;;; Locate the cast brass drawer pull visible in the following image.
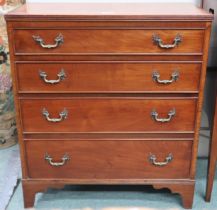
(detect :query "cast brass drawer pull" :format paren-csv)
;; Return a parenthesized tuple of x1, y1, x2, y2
(151, 108, 176, 123)
(32, 33, 64, 49)
(149, 153, 173, 166)
(42, 108, 68, 123)
(45, 153, 70, 167)
(39, 69, 66, 84)
(152, 71, 179, 84)
(152, 34, 182, 49)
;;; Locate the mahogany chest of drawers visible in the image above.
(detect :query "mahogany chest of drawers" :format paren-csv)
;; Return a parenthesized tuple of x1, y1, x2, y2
(5, 3, 213, 209)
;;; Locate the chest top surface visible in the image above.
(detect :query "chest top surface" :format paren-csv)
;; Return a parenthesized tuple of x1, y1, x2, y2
(5, 3, 213, 21)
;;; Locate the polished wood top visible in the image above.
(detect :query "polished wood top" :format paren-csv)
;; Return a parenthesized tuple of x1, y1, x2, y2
(5, 3, 213, 21)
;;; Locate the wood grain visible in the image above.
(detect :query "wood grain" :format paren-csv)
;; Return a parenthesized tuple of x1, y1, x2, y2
(16, 62, 201, 93)
(22, 179, 64, 208)
(5, 3, 213, 21)
(190, 22, 212, 179)
(20, 98, 197, 133)
(6, 24, 29, 178)
(14, 29, 204, 55)
(5, 3, 213, 209)
(6, 20, 210, 29)
(25, 140, 192, 179)
(21, 179, 195, 208)
(153, 182, 195, 209)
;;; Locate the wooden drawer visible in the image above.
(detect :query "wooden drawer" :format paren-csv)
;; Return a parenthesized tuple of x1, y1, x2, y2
(20, 98, 196, 133)
(14, 29, 204, 55)
(25, 140, 192, 179)
(16, 62, 201, 93)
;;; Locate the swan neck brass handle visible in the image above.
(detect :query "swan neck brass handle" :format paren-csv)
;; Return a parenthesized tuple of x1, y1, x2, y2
(151, 108, 176, 123)
(152, 71, 179, 84)
(153, 34, 182, 49)
(39, 69, 66, 84)
(149, 153, 173, 167)
(45, 153, 70, 167)
(42, 108, 68, 123)
(32, 33, 64, 49)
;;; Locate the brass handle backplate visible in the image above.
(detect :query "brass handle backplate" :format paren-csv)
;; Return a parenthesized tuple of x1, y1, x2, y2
(152, 71, 179, 84)
(151, 108, 176, 123)
(152, 34, 182, 49)
(39, 69, 66, 84)
(45, 153, 70, 167)
(42, 108, 68, 123)
(149, 153, 173, 167)
(32, 33, 64, 49)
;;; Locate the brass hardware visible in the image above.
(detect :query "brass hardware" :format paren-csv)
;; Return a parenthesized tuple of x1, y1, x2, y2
(45, 153, 70, 167)
(152, 34, 182, 49)
(149, 153, 173, 167)
(42, 108, 68, 123)
(32, 33, 64, 49)
(39, 69, 66, 84)
(152, 71, 179, 84)
(151, 108, 176, 123)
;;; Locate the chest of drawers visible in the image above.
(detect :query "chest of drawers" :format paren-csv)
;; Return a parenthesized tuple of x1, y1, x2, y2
(5, 3, 213, 209)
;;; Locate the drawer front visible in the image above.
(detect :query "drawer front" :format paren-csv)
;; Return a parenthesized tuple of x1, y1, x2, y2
(25, 140, 192, 179)
(17, 63, 201, 93)
(20, 98, 196, 133)
(14, 29, 204, 54)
